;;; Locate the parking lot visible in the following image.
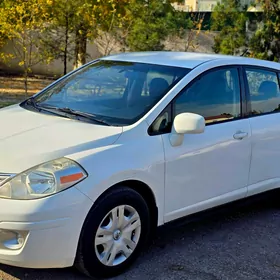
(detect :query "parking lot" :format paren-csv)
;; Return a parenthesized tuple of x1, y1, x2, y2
(1, 198, 280, 280)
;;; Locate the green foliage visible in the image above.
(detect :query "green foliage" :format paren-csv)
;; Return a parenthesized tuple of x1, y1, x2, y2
(249, 0, 280, 61)
(126, 0, 192, 51)
(0, 101, 14, 108)
(211, 0, 279, 61)
(211, 0, 248, 55)
(42, 0, 77, 74)
(70, 0, 129, 68)
(0, 0, 130, 71)
(94, 0, 130, 55)
(0, 0, 54, 95)
(0, 0, 215, 75)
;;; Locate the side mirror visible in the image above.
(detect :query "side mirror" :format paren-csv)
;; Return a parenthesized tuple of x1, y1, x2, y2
(170, 113, 205, 147)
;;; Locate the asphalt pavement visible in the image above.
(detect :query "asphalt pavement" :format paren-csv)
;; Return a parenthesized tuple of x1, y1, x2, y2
(1, 199, 280, 280)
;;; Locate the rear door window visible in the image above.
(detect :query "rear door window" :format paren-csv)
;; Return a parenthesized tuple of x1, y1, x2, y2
(245, 68, 280, 115)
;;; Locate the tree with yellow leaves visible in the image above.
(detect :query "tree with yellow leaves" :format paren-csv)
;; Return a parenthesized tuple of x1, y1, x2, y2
(42, 0, 129, 69)
(0, 0, 53, 96)
(71, 0, 129, 68)
(0, 0, 130, 76)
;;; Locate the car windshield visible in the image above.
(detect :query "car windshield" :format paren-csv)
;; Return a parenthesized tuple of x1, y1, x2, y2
(23, 60, 190, 126)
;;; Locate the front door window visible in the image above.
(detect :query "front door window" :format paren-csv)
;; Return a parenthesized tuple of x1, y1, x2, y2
(174, 68, 241, 124)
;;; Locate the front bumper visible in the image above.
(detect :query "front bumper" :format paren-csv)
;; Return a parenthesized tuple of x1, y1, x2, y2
(0, 187, 93, 268)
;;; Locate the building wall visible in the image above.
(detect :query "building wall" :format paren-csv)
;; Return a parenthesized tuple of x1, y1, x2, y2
(0, 31, 216, 77)
(173, 0, 260, 12)
(198, 0, 219, 11)
(0, 40, 102, 77)
(172, 0, 198, 11)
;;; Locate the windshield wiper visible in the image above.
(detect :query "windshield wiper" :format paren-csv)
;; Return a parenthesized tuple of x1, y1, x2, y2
(40, 105, 111, 126)
(24, 98, 64, 117)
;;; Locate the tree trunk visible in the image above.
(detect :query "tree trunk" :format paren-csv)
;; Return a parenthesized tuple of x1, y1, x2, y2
(23, 67, 28, 99)
(63, 13, 69, 75)
(74, 26, 87, 69)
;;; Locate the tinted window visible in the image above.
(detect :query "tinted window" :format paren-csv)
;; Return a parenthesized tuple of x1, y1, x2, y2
(174, 68, 241, 124)
(245, 68, 280, 115)
(27, 61, 190, 126)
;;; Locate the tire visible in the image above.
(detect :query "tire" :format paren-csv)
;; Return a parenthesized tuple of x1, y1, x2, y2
(75, 186, 151, 279)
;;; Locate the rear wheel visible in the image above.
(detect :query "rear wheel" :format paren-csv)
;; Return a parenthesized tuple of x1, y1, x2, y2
(75, 187, 151, 279)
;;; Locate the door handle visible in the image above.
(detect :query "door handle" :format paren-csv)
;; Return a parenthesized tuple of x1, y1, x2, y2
(233, 131, 248, 140)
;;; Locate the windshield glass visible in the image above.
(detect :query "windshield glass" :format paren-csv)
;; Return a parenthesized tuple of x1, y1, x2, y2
(26, 60, 190, 126)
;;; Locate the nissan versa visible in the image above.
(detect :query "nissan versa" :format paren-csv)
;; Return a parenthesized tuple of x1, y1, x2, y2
(0, 52, 280, 278)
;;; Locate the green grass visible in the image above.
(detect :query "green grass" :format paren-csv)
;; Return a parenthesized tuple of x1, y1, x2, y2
(0, 102, 16, 108)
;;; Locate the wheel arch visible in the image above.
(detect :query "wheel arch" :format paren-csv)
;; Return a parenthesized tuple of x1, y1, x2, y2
(103, 180, 158, 233)
(75, 180, 157, 277)
(83, 179, 159, 235)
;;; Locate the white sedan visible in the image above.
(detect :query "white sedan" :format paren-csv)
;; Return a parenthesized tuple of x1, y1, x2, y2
(0, 52, 279, 278)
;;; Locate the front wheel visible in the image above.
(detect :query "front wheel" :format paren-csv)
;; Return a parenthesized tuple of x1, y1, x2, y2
(75, 187, 151, 279)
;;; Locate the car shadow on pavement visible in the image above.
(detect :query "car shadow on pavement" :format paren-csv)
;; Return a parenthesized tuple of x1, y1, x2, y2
(0, 197, 280, 280)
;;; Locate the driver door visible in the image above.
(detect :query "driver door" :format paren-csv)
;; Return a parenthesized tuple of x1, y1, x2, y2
(160, 67, 252, 222)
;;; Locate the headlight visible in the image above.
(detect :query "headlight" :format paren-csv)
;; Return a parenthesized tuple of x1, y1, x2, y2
(0, 158, 87, 200)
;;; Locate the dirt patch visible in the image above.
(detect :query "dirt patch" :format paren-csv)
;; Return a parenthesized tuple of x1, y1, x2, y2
(0, 76, 55, 106)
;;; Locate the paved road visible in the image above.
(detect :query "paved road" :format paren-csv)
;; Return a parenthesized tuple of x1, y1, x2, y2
(1, 199, 280, 280)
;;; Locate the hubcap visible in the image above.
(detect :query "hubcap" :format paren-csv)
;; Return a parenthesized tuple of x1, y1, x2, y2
(94, 205, 141, 267)
(113, 229, 121, 240)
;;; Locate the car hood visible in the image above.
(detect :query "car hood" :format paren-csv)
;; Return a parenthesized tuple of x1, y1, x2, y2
(0, 105, 123, 173)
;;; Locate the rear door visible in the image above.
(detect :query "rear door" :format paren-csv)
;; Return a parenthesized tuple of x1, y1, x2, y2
(244, 67, 280, 195)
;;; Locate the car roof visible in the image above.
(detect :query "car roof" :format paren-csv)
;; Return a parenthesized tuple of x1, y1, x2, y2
(101, 51, 280, 70)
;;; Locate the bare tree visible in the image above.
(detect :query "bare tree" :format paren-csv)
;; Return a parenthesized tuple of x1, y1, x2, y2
(95, 10, 132, 56)
(167, 12, 205, 52)
(181, 12, 205, 51)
